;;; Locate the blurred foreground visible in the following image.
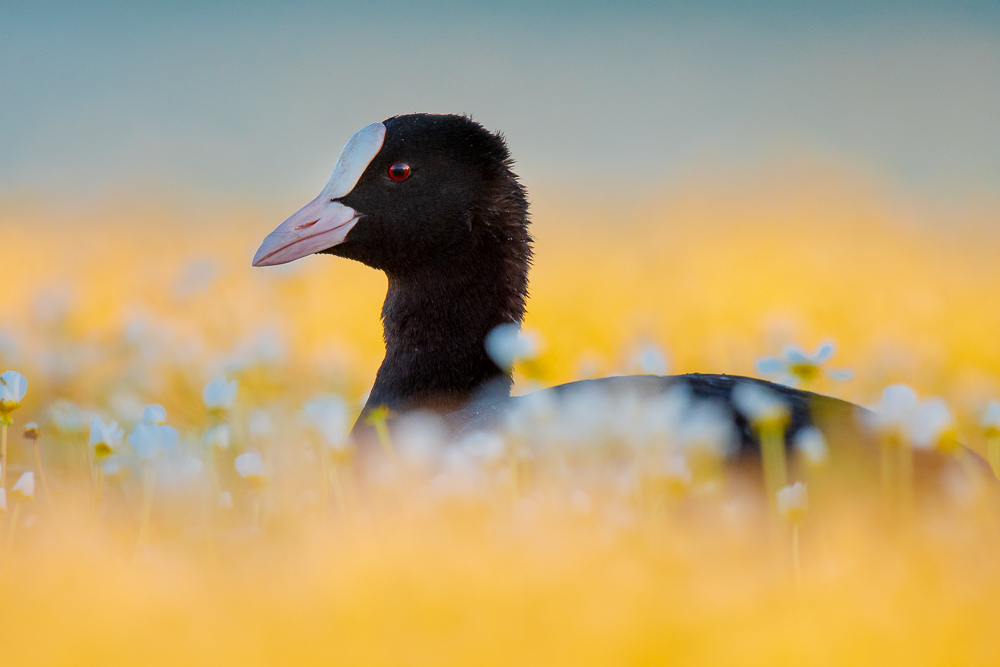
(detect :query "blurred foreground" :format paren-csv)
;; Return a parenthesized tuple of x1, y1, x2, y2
(2, 165, 1000, 664)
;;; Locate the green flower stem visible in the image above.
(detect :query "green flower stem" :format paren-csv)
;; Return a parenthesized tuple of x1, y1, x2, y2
(988, 435, 1000, 479)
(897, 443, 914, 517)
(208, 449, 221, 495)
(82, 442, 94, 501)
(329, 463, 348, 519)
(879, 434, 913, 524)
(0, 420, 8, 492)
(95, 464, 104, 507)
(508, 442, 520, 503)
(251, 494, 261, 527)
(318, 446, 331, 517)
(791, 525, 802, 591)
(365, 407, 396, 460)
(318, 445, 349, 519)
(954, 449, 988, 491)
(758, 421, 788, 509)
(33, 440, 52, 505)
(879, 439, 893, 504)
(5, 500, 20, 552)
(135, 464, 157, 554)
(373, 422, 394, 459)
(200, 455, 217, 557)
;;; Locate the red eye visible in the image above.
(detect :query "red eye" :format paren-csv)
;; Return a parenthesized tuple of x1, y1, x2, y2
(388, 163, 411, 181)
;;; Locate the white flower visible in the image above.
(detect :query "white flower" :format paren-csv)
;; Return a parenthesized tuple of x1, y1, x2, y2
(225, 329, 287, 372)
(203, 377, 237, 412)
(0, 488, 6, 515)
(110, 392, 144, 424)
(732, 382, 790, 427)
(102, 456, 126, 479)
(142, 404, 167, 425)
(396, 412, 447, 467)
(662, 454, 693, 494)
(503, 388, 557, 436)
(0, 370, 27, 414)
(235, 452, 266, 487)
(128, 423, 179, 460)
(161, 455, 205, 483)
(426, 455, 487, 502)
(865, 385, 957, 450)
(982, 401, 1000, 438)
(248, 410, 276, 439)
(677, 400, 738, 459)
(459, 431, 506, 463)
(218, 490, 233, 509)
(203, 424, 231, 452)
(89, 415, 124, 460)
(865, 384, 919, 440)
(776, 481, 808, 525)
(756, 342, 852, 388)
(623, 385, 690, 444)
(48, 400, 89, 434)
(628, 343, 670, 376)
(794, 427, 828, 467)
(302, 395, 350, 449)
(11, 471, 34, 502)
(23, 422, 40, 440)
(485, 323, 541, 370)
(909, 398, 956, 451)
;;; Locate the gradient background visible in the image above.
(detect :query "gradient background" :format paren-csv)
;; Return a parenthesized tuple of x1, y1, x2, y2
(4, 6, 1000, 663)
(3, 1, 999, 202)
(1, 1, 1000, 407)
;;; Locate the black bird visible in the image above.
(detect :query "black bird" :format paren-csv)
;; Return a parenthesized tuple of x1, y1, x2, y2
(250, 113, 969, 476)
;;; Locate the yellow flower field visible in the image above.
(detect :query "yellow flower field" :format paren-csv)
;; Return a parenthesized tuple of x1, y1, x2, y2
(1, 162, 1000, 665)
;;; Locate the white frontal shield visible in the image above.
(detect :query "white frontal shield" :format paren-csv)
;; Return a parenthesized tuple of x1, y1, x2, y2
(252, 122, 386, 267)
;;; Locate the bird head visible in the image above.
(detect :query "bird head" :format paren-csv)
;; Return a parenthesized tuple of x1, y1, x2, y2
(252, 113, 527, 277)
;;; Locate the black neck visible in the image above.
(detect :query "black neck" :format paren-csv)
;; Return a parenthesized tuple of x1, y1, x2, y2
(361, 238, 529, 417)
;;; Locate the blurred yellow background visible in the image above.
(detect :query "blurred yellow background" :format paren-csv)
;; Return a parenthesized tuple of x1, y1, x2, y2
(4, 159, 1000, 419)
(2, 2, 1000, 665)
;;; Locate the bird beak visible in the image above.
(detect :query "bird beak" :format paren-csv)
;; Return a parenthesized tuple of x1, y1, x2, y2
(252, 122, 386, 267)
(252, 198, 360, 267)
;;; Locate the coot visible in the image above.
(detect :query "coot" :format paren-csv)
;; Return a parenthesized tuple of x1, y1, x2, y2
(250, 114, 908, 466)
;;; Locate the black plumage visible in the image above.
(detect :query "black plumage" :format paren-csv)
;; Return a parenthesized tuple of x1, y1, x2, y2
(329, 114, 531, 419)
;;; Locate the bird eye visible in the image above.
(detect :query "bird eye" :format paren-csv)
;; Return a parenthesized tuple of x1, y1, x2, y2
(388, 163, 411, 181)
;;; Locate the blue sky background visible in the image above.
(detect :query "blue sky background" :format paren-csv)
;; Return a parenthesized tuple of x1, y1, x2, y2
(2, 1, 998, 206)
